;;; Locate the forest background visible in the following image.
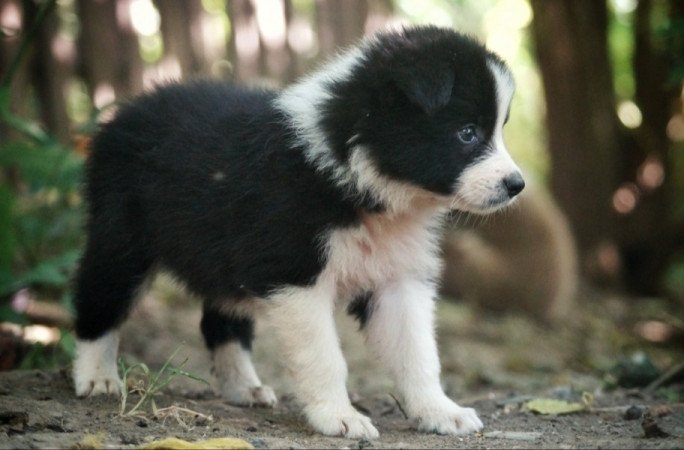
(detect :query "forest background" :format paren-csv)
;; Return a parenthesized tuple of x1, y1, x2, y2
(0, 0, 683, 383)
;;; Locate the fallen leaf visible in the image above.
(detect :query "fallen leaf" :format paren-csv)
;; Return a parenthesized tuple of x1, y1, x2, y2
(525, 398, 587, 415)
(74, 432, 106, 450)
(139, 437, 253, 449)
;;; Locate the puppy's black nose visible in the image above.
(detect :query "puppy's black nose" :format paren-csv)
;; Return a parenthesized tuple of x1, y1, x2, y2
(503, 172, 525, 198)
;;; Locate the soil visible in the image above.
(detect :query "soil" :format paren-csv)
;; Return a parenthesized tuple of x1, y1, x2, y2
(1, 282, 683, 449)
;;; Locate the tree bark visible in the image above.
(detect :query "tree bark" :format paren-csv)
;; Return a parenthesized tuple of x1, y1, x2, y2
(314, 0, 367, 57)
(619, 0, 683, 294)
(153, 0, 208, 77)
(226, 0, 264, 83)
(76, 0, 143, 101)
(26, 0, 72, 144)
(530, 0, 620, 280)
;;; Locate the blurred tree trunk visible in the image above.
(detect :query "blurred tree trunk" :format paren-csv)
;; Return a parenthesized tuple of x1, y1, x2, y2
(76, 0, 143, 102)
(530, 0, 620, 282)
(365, 0, 394, 35)
(226, 0, 297, 85)
(315, 0, 368, 57)
(25, 0, 72, 144)
(265, 0, 296, 83)
(226, 0, 264, 82)
(153, 0, 208, 76)
(618, 0, 684, 294)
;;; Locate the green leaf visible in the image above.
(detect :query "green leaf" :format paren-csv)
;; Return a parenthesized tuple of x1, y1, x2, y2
(0, 86, 9, 112)
(0, 304, 30, 325)
(58, 329, 76, 358)
(3, 250, 80, 295)
(0, 186, 15, 270)
(167, 367, 209, 385)
(0, 141, 83, 192)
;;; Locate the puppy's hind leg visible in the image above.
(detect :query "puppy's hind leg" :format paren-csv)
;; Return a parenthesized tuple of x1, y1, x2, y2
(72, 241, 152, 398)
(201, 301, 276, 407)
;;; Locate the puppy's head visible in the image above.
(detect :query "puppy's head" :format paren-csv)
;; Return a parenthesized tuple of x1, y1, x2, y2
(280, 26, 524, 214)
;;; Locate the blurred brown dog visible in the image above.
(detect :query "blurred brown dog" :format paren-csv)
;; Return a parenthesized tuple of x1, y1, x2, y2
(441, 184, 577, 322)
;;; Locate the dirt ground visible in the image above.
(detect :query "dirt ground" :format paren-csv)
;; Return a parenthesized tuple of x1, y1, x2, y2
(1, 281, 683, 449)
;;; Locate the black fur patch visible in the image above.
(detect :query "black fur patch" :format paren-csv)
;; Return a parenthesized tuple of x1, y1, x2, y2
(200, 303, 254, 350)
(347, 291, 374, 328)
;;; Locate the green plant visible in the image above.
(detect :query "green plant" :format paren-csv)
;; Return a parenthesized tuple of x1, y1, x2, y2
(0, 0, 82, 302)
(119, 345, 208, 417)
(0, 140, 83, 297)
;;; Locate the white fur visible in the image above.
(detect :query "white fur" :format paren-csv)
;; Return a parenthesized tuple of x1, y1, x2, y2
(451, 60, 522, 214)
(73, 331, 122, 397)
(265, 282, 379, 439)
(272, 38, 496, 438)
(264, 201, 447, 438)
(451, 149, 521, 214)
(364, 279, 483, 434)
(322, 205, 445, 300)
(213, 341, 277, 407)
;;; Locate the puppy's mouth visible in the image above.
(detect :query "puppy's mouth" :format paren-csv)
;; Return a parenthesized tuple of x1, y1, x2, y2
(450, 195, 514, 215)
(450, 172, 525, 215)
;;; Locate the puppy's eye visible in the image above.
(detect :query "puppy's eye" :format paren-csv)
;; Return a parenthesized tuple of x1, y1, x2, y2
(456, 125, 479, 145)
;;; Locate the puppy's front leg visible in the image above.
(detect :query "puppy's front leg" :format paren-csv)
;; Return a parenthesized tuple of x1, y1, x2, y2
(267, 285, 378, 439)
(364, 279, 483, 435)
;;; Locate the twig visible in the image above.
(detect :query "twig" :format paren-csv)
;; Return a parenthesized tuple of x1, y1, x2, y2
(389, 393, 408, 420)
(590, 403, 684, 413)
(155, 405, 212, 430)
(645, 361, 684, 393)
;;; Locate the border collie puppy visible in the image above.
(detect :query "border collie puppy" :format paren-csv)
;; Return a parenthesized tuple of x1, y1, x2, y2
(72, 25, 524, 439)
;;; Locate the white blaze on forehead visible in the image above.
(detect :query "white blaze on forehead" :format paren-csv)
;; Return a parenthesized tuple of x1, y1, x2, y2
(487, 58, 516, 149)
(486, 58, 520, 177)
(451, 59, 522, 214)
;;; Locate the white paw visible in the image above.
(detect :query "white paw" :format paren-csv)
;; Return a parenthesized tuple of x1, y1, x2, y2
(414, 399, 483, 435)
(73, 334, 122, 397)
(74, 372, 123, 397)
(306, 404, 379, 439)
(221, 383, 278, 407)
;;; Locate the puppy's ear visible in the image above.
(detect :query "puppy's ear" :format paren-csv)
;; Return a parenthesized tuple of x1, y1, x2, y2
(392, 62, 454, 114)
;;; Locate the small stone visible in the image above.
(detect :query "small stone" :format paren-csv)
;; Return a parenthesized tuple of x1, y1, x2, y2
(357, 438, 373, 449)
(624, 405, 644, 420)
(249, 438, 267, 448)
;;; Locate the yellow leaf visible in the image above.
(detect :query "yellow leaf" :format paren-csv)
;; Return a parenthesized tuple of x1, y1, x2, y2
(525, 398, 587, 415)
(139, 437, 253, 450)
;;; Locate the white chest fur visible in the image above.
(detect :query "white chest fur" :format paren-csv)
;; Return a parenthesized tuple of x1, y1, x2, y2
(321, 208, 445, 300)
